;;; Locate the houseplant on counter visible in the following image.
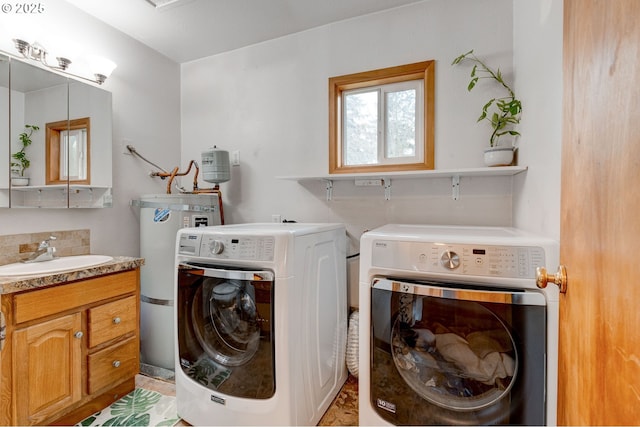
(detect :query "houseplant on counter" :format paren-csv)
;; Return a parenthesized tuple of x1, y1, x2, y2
(11, 124, 40, 186)
(452, 50, 522, 166)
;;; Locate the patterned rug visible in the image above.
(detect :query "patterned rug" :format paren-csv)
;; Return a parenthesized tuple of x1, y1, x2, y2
(76, 388, 180, 427)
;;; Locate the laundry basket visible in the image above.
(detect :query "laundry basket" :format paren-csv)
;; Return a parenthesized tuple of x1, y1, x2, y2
(346, 310, 359, 377)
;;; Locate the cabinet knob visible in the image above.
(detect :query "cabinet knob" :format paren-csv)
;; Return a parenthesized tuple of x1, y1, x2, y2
(74, 331, 84, 339)
(112, 360, 121, 368)
(113, 317, 121, 324)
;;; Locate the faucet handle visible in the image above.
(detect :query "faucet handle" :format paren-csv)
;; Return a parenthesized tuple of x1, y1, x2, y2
(39, 235, 57, 249)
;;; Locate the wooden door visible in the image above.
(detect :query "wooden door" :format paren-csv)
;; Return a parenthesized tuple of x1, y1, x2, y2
(559, 0, 640, 424)
(13, 313, 82, 425)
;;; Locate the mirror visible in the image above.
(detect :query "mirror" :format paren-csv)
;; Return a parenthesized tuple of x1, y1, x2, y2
(0, 54, 8, 207)
(3, 54, 112, 208)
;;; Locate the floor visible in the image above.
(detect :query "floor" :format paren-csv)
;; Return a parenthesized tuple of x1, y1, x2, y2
(135, 372, 359, 426)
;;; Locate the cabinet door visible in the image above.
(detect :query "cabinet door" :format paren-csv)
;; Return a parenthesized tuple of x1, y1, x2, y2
(13, 313, 82, 425)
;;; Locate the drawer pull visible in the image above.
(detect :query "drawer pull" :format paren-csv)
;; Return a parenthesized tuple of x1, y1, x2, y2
(113, 317, 121, 324)
(75, 331, 84, 339)
(112, 360, 121, 368)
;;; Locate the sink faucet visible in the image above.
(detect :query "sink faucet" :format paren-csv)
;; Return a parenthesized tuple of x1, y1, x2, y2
(24, 236, 57, 263)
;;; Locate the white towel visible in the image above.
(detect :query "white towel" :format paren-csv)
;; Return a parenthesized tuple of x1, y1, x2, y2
(435, 333, 515, 385)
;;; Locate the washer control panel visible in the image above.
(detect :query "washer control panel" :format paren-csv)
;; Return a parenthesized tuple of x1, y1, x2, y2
(178, 232, 275, 261)
(371, 240, 546, 279)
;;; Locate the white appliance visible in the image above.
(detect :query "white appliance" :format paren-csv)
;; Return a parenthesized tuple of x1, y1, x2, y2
(359, 224, 559, 426)
(175, 223, 348, 426)
(136, 193, 222, 372)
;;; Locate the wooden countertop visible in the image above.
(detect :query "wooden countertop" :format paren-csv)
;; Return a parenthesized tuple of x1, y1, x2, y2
(0, 256, 145, 295)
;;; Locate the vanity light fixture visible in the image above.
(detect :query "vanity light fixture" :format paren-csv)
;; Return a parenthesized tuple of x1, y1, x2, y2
(11, 38, 116, 85)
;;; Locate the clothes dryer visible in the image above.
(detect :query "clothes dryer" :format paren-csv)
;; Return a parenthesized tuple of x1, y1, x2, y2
(359, 224, 559, 426)
(175, 223, 348, 426)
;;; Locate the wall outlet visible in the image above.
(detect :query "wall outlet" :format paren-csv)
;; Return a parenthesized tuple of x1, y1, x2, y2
(231, 150, 240, 166)
(355, 178, 384, 186)
(271, 214, 282, 223)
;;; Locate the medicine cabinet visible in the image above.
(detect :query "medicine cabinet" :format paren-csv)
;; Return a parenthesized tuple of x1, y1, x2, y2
(0, 53, 112, 208)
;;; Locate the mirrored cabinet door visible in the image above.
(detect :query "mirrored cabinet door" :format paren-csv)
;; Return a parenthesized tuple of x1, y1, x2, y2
(67, 81, 113, 208)
(10, 59, 69, 208)
(2, 54, 113, 208)
(0, 54, 9, 207)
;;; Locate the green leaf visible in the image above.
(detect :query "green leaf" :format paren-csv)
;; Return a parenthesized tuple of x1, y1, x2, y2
(110, 389, 161, 416)
(467, 77, 478, 91)
(103, 413, 151, 426)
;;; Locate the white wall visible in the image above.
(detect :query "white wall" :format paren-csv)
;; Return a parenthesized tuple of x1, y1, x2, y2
(0, 0, 181, 256)
(512, 0, 563, 239)
(181, 0, 520, 304)
(181, 0, 519, 224)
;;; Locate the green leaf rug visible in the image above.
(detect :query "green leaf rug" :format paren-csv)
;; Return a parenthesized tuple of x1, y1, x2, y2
(77, 388, 180, 427)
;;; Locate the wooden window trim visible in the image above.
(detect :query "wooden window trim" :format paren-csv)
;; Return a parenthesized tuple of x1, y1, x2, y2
(329, 60, 435, 174)
(46, 117, 91, 185)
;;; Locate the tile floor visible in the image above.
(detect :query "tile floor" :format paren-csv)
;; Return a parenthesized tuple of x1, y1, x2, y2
(135, 373, 359, 426)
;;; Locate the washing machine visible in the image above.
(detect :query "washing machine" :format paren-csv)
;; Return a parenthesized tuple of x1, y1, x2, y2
(175, 223, 348, 426)
(359, 224, 559, 426)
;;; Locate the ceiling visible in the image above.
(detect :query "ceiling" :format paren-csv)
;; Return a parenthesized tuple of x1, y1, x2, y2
(64, 0, 423, 64)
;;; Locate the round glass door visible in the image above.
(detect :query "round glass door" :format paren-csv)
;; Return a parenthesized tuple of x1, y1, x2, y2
(192, 278, 261, 366)
(391, 294, 518, 411)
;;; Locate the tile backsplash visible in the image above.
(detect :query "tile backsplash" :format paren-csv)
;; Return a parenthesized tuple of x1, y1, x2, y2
(0, 229, 90, 265)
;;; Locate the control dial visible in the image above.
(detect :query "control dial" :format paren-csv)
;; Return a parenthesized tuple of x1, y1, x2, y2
(440, 250, 460, 270)
(209, 240, 225, 255)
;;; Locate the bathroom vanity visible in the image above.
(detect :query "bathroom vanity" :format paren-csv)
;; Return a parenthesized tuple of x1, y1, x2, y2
(0, 257, 143, 426)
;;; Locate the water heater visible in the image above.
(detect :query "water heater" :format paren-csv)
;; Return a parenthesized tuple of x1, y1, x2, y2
(135, 193, 222, 373)
(201, 146, 230, 184)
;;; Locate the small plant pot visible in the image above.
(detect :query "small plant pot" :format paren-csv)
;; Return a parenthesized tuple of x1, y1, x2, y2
(484, 146, 515, 167)
(11, 177, 29, 186)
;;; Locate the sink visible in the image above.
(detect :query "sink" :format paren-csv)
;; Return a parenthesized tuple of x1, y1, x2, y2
(0, 255, 114, 277)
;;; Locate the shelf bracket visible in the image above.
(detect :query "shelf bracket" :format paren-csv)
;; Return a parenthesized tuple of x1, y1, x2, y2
(324, 179, 333, 201)
(384, 179, 392, 200)
(452, 175, 460, 201)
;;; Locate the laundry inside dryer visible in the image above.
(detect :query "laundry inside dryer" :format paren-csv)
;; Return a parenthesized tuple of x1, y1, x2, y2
(390, 293, 517, 411)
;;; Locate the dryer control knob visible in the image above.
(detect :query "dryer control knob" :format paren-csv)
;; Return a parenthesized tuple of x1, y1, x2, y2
(440, 250, 460, 270)
(209, 240, 225, 254)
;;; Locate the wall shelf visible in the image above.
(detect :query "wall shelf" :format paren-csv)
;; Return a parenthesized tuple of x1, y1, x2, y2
(277, 166, 527, 200)
(4, 185, 112, 208)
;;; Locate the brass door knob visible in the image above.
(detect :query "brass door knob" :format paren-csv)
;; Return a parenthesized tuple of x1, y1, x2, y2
(536, 265, 567, 293)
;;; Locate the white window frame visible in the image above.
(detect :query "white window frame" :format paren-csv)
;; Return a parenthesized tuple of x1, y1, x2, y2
(341, 79, 424, 167)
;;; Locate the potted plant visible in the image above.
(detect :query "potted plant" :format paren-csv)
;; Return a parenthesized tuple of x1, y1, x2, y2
(11, 124, 40, 186)
(452, 50, 522, 166)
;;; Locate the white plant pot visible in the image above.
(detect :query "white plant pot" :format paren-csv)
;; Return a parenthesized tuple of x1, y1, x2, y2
(484, 146, 515, 167)
(11, 177, 29, 186)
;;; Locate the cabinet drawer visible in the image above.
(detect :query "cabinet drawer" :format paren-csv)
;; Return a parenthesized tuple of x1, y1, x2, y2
(14, 269, 138, 324)
(88, 336, 138, 394)
(88, 295, 137, 347)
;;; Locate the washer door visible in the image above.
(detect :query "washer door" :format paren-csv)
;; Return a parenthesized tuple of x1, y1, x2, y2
(193, 278, 260, 366)
(177, 263, 276, 399)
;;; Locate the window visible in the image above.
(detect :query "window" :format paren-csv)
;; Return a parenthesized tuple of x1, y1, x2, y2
(329, 61, 434, 174)
(46, 117, 91, 185)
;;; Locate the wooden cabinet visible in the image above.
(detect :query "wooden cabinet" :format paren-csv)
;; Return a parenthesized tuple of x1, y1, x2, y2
(0, 268, 140, 426)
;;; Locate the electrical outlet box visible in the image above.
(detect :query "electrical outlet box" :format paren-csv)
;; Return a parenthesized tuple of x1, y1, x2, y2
(231, 150, 240, 166)
(355, 178, 384, 186)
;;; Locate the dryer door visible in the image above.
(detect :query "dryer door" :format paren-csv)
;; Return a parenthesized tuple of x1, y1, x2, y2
(369, 278, 547, 425)
(177, 263, 275, 399)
